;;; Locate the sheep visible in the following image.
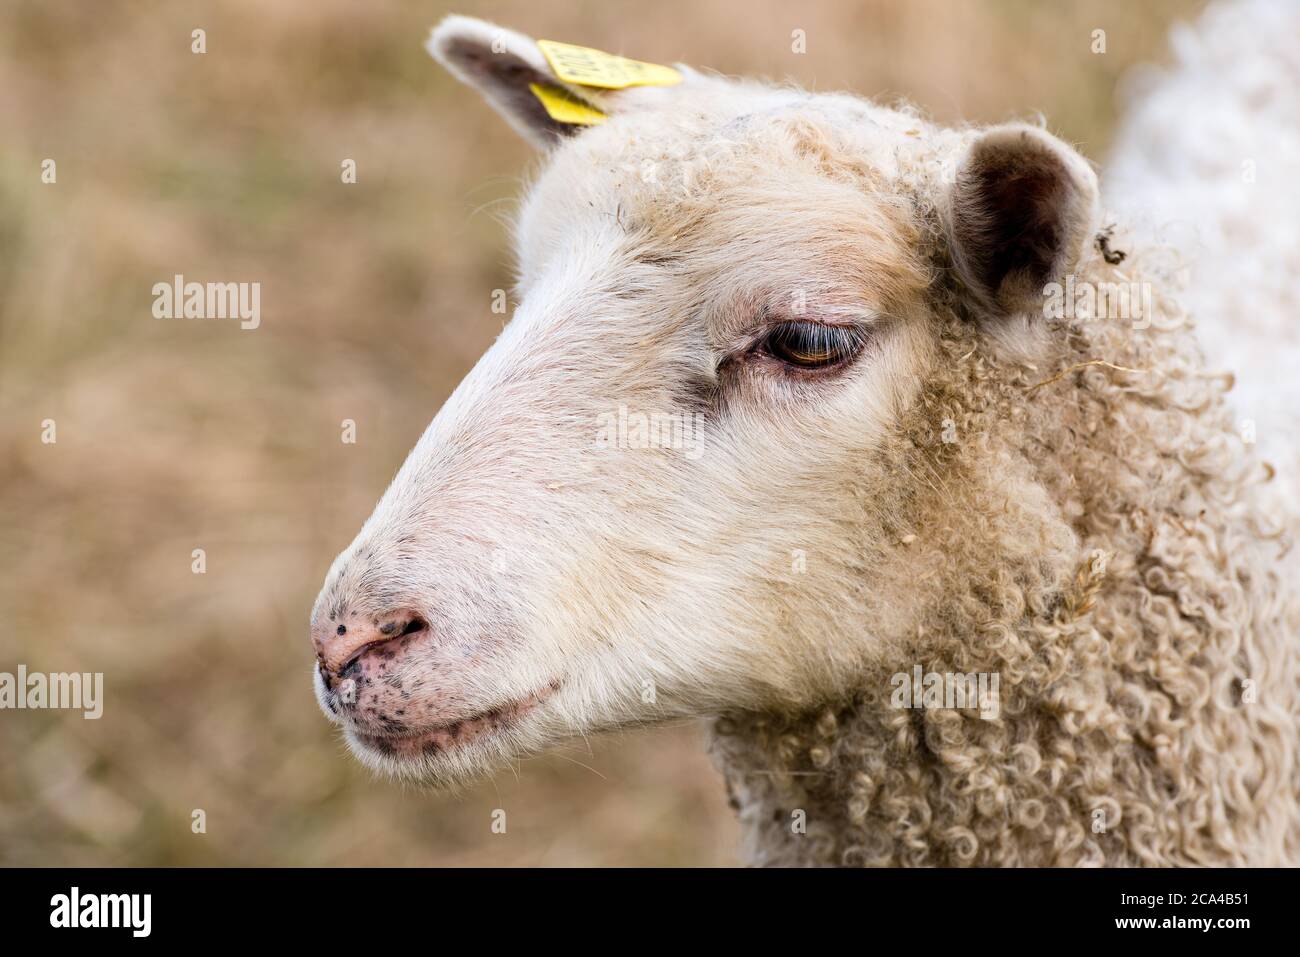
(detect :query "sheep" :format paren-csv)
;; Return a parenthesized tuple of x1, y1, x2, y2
(308, 13, 1300, 866)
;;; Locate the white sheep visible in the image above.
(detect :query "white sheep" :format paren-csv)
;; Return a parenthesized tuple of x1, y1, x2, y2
(309, 10, 1299, 866)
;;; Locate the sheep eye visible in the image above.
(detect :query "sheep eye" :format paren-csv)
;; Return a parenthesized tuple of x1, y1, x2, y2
(761, 322, 866, 369)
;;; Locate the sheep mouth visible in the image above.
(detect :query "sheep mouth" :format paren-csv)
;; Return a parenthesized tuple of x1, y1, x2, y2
(348, 684, 556, 760)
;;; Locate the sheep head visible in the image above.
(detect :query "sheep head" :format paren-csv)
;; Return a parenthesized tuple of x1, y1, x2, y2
(308, 16, 1102, 786)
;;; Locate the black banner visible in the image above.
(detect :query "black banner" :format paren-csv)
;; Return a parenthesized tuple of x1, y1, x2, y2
(0, 867, 1282, 943)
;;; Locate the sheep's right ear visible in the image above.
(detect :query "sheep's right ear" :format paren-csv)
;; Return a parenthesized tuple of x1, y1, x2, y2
(946, 125, 1101, 320)
(427, 16, 599, 149)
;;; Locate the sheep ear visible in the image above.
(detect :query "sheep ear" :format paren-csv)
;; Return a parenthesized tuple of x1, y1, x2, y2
(947, 125, 1100, 318)
(427, 16, 598, 149)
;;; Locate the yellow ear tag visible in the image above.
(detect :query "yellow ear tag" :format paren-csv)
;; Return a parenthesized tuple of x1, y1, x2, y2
(537, 39, 681, 90)
(529, 82, 607, 126)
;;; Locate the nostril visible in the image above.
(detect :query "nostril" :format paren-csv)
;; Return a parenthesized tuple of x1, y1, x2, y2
(316, 609, 427, 678)
(333, 615, 427, 675)
(378, 616, 426, 638)
(398, 616, 427, 637)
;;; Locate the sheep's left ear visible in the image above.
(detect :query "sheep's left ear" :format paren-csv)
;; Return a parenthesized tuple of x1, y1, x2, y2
(428, 16, 686, 150)
(428, 16, 585, 149)
(946, 125, 1100, 318)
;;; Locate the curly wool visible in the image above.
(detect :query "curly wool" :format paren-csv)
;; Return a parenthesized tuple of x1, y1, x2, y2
(712, 230, 1299, 866)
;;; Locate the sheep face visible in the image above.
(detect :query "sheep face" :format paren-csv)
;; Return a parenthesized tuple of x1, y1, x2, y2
(309, 17, 1100, 786)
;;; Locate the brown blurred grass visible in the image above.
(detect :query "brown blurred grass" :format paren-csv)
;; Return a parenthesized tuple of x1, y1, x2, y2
(0, 0, 1201, 865)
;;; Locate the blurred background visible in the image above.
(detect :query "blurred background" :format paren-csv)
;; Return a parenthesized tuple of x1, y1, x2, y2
(0, 0, 1203, 865)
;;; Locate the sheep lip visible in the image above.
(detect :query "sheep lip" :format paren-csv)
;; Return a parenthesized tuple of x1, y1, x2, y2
(350, 683, 557, 757)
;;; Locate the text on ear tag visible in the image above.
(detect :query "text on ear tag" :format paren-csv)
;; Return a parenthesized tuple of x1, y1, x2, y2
(537, 39, 681, 90)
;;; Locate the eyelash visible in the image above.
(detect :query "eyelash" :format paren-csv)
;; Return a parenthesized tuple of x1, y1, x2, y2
(756, 321, 870, 370)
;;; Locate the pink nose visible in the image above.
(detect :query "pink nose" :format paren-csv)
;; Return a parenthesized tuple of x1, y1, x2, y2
(312, 610, 425, 679)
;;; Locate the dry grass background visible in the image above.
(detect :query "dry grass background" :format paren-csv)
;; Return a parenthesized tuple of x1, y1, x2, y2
(0, 0, 1201, 866)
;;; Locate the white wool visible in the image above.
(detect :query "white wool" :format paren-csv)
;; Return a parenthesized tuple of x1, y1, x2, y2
(1106, 0, 1300, 503)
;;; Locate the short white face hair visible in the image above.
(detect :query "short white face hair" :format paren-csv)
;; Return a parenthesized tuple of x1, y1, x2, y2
(309, 16, 1102, 786)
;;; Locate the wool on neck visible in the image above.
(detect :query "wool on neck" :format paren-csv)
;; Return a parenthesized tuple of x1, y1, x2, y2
(712, 236, 1299, 867)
